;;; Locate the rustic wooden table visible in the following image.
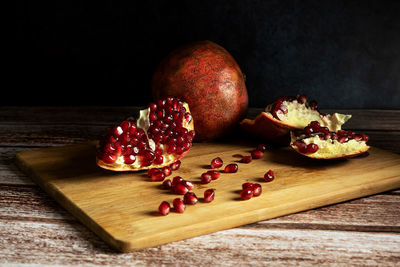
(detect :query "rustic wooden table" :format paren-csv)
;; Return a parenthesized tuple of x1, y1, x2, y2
(1, 107, 399, 266)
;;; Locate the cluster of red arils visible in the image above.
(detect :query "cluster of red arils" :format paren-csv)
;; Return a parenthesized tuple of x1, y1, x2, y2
(271, 95, 318, 119)
(293, 121, 370, 154)
(239, 169, 275, 200)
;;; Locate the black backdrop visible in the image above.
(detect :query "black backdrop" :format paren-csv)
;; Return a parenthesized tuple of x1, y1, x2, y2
(11, 0, 400, 108)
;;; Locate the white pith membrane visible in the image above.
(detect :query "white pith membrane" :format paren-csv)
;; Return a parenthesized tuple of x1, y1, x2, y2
(290, 126, 370, 159)
(265, 99, 352, 132)
(96, 99, 195, 171)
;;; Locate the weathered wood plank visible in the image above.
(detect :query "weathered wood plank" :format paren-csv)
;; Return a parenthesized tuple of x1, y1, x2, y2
(0, 219, 399, 266)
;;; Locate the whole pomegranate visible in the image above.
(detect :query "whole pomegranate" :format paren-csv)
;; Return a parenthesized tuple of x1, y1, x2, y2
(152, 40, 248, 141)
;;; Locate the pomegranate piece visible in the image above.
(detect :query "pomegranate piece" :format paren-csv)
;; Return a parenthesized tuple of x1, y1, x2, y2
(173, 198, 186, 213)
(158, 201, 170, 216)
(203, 189, 215, 203)
(240, 94, 352, 143)
(96, 96, 195, 171)
(200, 172, 212, 184)
(152, 40, 248, 141)
(251, 150, 263, 159)
(240, 156, 252, 163)
(264, 170, 275, 182)
(240, 188, 253, 200)
(210, 157, 223, 169)
(290, 122, 370, 159)
(224, 163, 238, 173)
(207, 170, 220, 180)
(183, 192, 198, 205)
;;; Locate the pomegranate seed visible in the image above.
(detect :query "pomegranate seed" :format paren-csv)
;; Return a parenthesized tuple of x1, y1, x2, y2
(279, 104, 288, 114)
(170, 160, 181, 170)
(309, 100, 318, 110)
(304, 126, 314, 136)
(154, 155, 164, 165)
(148, 168, 159, 177)
(151, 171, 165, 182)
(309, 121, 321, 131)
(264, 170, 274, 182)
(123, 154, 136, 164)
(173, 198, 186, 213)
(173, 183, 189, 195)
(207, 170, 220, 180)
(252, 184, 262, 197)
(240, 188, 253, 200)
(255, 144, 266, 152)
(158, 201, 170, 216)
(161, 179, 172, 190)
(224, 163, 238, 173)
(149, 102, 157, 111)
(362, 134, 369, 142)
(251, 150, 263, 159)
(305, 143, 319, 153)
(172, 176, 184, 186)
(120, 120, 131, 132)
(297, 94, 307, 104)
(180, 180, 194, 190)
(161, 166, 172, 176)
(184, 192, 198, 205)
(201, 172, 212, 184)
(203, 189, 215, 203)
(101, 153, 117, 164)
(354, 134, 363, 141)
(294, 141, 308, 153)
(210, 157, 223, 169)
(240, 156, 252, 163)
(242, 182, 254, 190)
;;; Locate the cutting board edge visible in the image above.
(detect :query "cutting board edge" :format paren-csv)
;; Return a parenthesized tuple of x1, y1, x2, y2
(14, 152, 127, 251)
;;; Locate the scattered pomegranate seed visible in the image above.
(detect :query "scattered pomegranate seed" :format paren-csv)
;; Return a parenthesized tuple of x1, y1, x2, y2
(224, 163, 238, 173)
(158, 201, 170, 216)
(148, 168, 159, 177)
(210, 157, 223, 169)
(170, 160, 181, 170)
(173, 198, 186, 213)
(180, 180, 194, 190)
(203, 189, 215, 203)
(207, 170, 220, 180)
(251, 150, 263, 159)
(264, 170, 274, 182)
(252, 184, 262, 197)
(240, 188, 253, 200)
(183, 192, 198, 205)
(151, 170, 165, 182)
(173, 183, 189, 195)
(240, 156, 252, 163)
(172, 176, 184, 187)
(255, 144, 266, 152)
(161, 166, 172, 176)
(201, 172, 212, 184)
(161, 179, 172, 189)
(242, 182, 254, 190)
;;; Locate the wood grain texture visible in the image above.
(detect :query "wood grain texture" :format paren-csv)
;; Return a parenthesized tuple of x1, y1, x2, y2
(1, 107, 399, 265)
(15, 141, 400, 251)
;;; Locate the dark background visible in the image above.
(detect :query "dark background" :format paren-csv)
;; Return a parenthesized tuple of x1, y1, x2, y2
(11, 0, 400, 109)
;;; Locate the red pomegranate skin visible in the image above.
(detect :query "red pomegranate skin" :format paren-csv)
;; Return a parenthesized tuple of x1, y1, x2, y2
(152, 40, 248, 141)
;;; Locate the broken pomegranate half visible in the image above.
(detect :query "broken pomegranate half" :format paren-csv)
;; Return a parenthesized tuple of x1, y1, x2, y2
(290, 121, 370, 159)
(240, 95, 352, 142)
(96, 97, 195, 171)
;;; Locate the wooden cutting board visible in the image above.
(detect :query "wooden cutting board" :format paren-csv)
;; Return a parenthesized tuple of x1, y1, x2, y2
(15, 141, 400, 252)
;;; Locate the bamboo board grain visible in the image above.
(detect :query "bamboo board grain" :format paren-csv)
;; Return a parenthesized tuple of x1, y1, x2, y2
(15, 141, 400, 252)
